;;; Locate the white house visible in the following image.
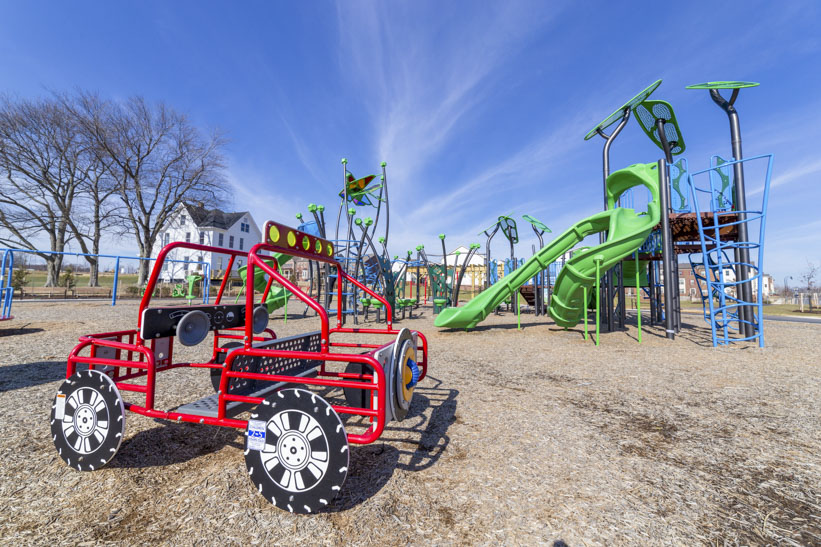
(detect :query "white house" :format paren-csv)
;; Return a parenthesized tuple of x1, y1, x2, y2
(442, 246, 485, 287)
(153, 203, 262, 282)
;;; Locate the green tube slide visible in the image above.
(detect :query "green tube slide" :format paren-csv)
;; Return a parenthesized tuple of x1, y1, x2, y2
(238, 253, 293, 313)
(434, 162, 660, 330)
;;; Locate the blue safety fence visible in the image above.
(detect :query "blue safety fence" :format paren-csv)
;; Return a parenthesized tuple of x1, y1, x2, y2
(1, 249, 13, 320)
(0, 248, 211, 306)
(686, 154, 773, 347)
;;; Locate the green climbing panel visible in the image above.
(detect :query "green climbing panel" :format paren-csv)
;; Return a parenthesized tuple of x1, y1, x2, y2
(633, 100, 686, 156)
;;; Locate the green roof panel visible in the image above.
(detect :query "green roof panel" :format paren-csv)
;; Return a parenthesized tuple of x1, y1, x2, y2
(584, 79, 662, 140)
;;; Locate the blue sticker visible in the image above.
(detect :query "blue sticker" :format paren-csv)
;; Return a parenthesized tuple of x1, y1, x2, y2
(247, 419, 266, 451)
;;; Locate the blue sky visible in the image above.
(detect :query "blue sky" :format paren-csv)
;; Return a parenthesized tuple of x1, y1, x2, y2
(1, 1, 819, 284)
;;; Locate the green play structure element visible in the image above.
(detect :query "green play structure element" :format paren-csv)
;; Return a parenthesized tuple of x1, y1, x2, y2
(633, 100, 686, 156)
(620, 258, 649, 288)
(685, 81, 759, 90)
(172, 274, 202, 300)
(434, 162, 660, 330)
(498, 215, 518, 244)
(584, 79, 662, 140)
(237, 253, 293, 313)
(522, 214, 551, 233)
(712, 155, 734, 210)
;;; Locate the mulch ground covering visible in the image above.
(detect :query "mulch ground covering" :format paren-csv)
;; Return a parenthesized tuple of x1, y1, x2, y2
(1, 300, 819, 545)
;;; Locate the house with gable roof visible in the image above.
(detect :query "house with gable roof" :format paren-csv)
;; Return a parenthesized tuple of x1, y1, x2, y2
(153, 203, 261, 282)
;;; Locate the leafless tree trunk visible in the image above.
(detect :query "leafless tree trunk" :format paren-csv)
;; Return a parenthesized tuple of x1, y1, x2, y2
(801, 260, 818, 312)
(73, 94, 227, 285)
(0, 97, 84, 286)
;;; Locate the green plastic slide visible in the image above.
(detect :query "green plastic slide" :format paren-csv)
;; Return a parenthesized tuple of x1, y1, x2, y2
(238, 253, 293, 313)
(434, 162, 660, 330)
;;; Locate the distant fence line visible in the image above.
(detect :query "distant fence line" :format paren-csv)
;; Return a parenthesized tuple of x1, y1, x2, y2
(1, 248, 210, 306)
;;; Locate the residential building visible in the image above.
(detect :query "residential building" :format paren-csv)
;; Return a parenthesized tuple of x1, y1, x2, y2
(152, 203, 262, 282)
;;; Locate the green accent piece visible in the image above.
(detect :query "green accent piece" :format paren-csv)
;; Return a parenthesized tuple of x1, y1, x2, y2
(359, 298, 371, 307)
(364, 217, 374, 226)
(317, 204, 325, 212)
(380, 161, 387, 167)
(669, 159, 689, 210)
(308, 203, 317, 212)
(582, 286, 588, 340)
(416, 245, 423, 251)
(348, 207, 356, 215)
(686, 81, 759, 90)
(516, 291, 521, 330)
(498, 215, 518, 244)
(438, 234, 446, 240)
(594, 256, 602, 346)
(522, 214, 551, 233)
(633, 100, 686, 156)
(172, 274, 202, 300)
(341, 158, 348, 164)
(370, 298, 383, 309)
(435, 162, 661, 330)
(635, 253, 642, 344)
(584, 79, 662, 140)
(378, 236, 386, 244)
(454, 251, 461, 256)
(621, 259, 649, 288)
(237, 254, 293, 313)
(296, 213, 303, 220)
(433, 298, 448, 305)
(470, 243, 481, 250)
(713, 156, 734, 210)
(354, 218, 363, 226)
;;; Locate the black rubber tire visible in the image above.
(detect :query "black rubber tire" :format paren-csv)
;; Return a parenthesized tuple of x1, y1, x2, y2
(244, 388, 348, 514)
(50, 369, 125, 471)
(211, 342, 243, 392)
(342, 362, 374, 409)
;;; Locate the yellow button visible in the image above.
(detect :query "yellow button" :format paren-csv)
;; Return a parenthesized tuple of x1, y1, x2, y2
(302, 235, 310, 250)
(269, 225, 280, 243)
(287, 231, 296, 247)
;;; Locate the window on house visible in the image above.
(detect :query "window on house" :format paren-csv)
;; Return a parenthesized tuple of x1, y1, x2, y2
(218, 233, 224, 246)
(184, 256, 190, 272)
(229, 235, 234, 248)
(239, 238, 244, 251)
(180, 215, 186, 226)
(199, 231, 205, 244)
(185, 232, 191, 243)
(217, 257, 223, 271)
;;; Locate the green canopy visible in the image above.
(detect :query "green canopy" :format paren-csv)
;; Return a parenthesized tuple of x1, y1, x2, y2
(584, 79, 662, 140)
(522, 214, 551, 233)
(685, 81, 759, 90)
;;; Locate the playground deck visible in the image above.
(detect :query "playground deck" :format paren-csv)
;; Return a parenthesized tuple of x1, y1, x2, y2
(1, 300, 819, 544)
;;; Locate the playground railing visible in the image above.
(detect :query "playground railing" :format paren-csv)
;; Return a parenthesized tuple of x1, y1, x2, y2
(0, 248, 210, 306)
(1, 249, 13, 320)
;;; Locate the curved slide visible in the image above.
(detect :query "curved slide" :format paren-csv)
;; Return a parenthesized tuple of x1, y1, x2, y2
(239, 253, 293, 313)
(434, 162, 660, 330)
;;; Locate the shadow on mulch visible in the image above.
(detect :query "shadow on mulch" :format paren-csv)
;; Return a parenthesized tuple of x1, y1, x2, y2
(0, 360, 64, 392)
(333, 376, 459, 511)
(110, 421, 243, 469)
(0, 326, 44, 338)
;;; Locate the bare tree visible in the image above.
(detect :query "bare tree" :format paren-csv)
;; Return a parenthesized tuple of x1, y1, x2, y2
(53, 94, 122, 286)
(800, 260, 818, 311)
(74, 94, 227, 284)
(0, 97, 84, 286)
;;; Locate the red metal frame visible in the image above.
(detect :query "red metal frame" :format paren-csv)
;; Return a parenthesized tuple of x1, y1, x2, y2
(64, 235, 429, 445)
